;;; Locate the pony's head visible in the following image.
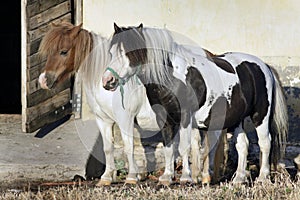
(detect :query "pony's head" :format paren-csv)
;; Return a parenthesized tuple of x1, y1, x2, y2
(102, 23, 147, 91)
(38, 22, 91, 89)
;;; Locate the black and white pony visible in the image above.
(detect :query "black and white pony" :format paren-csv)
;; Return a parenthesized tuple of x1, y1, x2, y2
(102, 23, 288, 183)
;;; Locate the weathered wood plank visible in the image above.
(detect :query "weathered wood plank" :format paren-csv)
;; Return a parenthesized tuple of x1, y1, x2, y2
(27, 0, 38, 6)
(27, 77, 41, 95)
(27, 61, 45, 81)
(26, 88, 70, 122)
(28, 14, 72, 55)
(28, 52, 44, 68)
(29, 37, 42, 56)
(28, 13, 71, 42)
(27, 0, 68, 18)
(27, 74, 72, 95)
(27, 78, 71, 107)
(25, 102, 72, 133)
(29, 1, 71, 30)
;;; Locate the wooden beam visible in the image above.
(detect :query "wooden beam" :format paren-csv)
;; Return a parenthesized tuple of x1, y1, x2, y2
(22, 0, 28, 132)
(72, 0, 83, 118)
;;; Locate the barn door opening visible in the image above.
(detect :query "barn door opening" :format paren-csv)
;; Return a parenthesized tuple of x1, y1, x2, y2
(22, 0, 81, 133)
(0, 1, 21, 114)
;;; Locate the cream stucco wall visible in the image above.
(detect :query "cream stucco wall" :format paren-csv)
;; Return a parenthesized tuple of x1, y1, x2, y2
(81, 0, 300, 142)
(83, 0, 300, 66)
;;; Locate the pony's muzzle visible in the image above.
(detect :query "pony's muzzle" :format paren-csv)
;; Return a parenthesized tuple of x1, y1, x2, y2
(38, 71, 57, 90)
(38, 72, 49, 89)
(102, 75, 119, 91)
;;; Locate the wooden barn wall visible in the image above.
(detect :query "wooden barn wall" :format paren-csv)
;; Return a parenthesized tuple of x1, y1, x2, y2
(23, 0, 73, 132)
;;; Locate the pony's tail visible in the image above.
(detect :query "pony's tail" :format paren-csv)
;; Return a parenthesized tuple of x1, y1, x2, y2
(269, 66, 288, 169)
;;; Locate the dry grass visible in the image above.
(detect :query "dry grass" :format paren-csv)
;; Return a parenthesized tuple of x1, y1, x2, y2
(0, 172, 299, 200)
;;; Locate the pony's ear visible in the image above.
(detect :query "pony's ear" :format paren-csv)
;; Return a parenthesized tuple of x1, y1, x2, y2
(51, 22, 58, 27)
(137, 23, 143, 32)
(70, 23, 83, 38)
(114, 22, 121, 33)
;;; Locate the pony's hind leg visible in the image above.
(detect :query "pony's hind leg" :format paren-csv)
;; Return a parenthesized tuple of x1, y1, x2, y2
(255, 121, 271, 182)
(95, 118, 115, 186)
(178, 123, 193, 183)
(191, 130, 211, 184)
(190, 128, 203, 183)
(232, 122, 249, 183)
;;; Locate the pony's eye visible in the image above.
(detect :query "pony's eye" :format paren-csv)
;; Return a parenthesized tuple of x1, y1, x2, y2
(60, 50, 68, 56)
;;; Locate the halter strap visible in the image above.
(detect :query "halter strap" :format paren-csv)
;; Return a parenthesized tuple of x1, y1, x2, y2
(105, 66, 141, 109)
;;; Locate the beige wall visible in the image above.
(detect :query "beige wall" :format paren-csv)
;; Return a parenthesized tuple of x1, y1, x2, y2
(83, 0, 300, 66)
(81, 0, 300, 140)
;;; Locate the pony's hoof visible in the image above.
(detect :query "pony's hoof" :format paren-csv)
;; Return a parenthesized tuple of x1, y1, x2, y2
(158, 180, 172, 186)
(256, 176, 270, 183)
(158, 175, 173, 186)
(232, 176, 246, 184)
(96, 179, 112, 186)
(180, 175, 193, 184)
(125, 179, 137, 185)
(202, 176, 211, 184)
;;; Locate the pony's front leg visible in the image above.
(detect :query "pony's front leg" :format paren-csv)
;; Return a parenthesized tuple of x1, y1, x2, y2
(178, 123, 193, 183)
(159, 126, 175, 186)
(232, 123, 249, 184)
(190, 128, 202, 183)
(95, 118, 115, 186)
(119, 118, 139, 184)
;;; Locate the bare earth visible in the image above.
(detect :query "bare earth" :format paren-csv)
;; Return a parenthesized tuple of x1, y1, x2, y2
(0, 114, 300, 199)
(0, 114, 90, 187)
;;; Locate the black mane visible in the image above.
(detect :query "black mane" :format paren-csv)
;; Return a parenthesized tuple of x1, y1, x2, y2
(111, 24, 147, 67)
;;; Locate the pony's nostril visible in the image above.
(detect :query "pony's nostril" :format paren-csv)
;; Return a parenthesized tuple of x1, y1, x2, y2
(107, 76, 115, 84)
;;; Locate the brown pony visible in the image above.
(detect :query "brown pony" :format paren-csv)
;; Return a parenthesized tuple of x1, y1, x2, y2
(38, 22, 91, 89)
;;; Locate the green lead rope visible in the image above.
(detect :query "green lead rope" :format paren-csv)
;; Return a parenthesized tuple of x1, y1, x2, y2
(105, 66, 141, 109)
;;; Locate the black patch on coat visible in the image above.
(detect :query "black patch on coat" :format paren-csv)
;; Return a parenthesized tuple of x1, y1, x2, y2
(236, 61, 269, 127)
(211, 56, 236, 74)
(202, 61, 269, 130)
(141, 64, 207, 146)
(142, 82, 181, 147)
(185, 67, 207, 112)
(203, 84, 247, 130)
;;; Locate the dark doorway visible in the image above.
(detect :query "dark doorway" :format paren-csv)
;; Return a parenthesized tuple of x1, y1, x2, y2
(0, 1, 21, 113)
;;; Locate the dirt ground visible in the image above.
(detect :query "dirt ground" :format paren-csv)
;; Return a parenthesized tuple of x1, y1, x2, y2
(0, 114, 91, 187)
(0, 114, 299, 192)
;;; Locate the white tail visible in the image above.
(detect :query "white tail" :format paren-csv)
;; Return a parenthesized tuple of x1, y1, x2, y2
(270, 66, 288, 166)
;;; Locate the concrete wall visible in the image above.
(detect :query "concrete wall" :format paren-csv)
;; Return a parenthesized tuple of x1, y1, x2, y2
(80, 0, 300, 174)
(82, 0, 300, 141)
(83, 0, 300, 59)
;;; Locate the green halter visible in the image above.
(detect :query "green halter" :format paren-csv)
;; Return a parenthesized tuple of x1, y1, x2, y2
(105, 66, 141, 109)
